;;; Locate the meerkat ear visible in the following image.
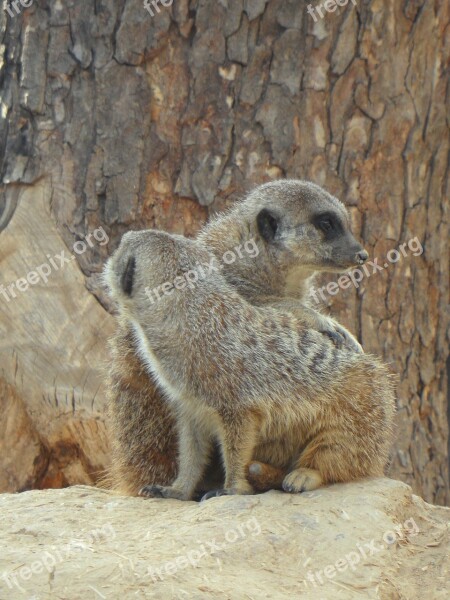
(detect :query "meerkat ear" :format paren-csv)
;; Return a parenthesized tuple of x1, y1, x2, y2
(121, 256, 135, 296)
(257, 209, 278, 242)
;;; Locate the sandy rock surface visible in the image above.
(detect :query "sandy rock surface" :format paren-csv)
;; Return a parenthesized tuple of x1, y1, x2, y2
(0, 478, 448, 600)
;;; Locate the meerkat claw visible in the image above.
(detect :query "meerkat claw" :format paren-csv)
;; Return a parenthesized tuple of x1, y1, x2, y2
(321, 329, 345, 348)
(139, 485, 190, 500)
(200, 489, 228, 502)
(139, 484, 165, 498)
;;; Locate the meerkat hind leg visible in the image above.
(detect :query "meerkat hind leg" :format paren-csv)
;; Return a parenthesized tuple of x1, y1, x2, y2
(202, 412, 258, 500)
(282, 428, 365, 493)
(140, 415, 212, 501)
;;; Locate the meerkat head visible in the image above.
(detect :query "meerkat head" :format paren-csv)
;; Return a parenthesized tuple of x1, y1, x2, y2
(245, 180, 368, 275)
(104, 230, 210, 322)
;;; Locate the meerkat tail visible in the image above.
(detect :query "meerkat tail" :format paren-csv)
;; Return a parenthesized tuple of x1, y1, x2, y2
(246, 461, 285, 491)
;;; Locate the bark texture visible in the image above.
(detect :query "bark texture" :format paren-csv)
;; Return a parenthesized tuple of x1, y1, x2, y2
(0, 1, 448, 503)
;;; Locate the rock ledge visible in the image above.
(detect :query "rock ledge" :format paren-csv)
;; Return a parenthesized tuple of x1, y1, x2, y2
(0, 478, 448, 599)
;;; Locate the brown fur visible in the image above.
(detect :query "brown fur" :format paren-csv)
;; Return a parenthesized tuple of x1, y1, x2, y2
(101, 325, 178, 494)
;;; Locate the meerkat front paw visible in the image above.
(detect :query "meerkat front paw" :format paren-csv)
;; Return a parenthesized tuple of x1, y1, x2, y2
(282, 468, 323, 493)
(139, 484, 190, 501)
(321, 324, 363, 354)
(334, 324, 363, 353)
(320, 327, 344, 347)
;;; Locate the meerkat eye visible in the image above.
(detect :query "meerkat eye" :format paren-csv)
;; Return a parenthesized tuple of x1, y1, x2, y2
(312, 212, 342, 237)
(257, 209, 278, 242)
(319, 218, 333, 232)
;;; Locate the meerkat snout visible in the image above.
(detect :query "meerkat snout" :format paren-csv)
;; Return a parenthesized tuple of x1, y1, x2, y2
(355, 249, 369, 264)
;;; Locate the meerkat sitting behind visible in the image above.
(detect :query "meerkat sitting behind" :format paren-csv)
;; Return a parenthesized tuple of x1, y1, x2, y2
(198, 180, 367, 353)
(106, 180, 369, 496)
(105, 230, 395, 499)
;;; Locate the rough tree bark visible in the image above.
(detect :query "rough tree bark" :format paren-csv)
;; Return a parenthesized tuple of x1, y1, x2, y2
(0, 0, 448, 504)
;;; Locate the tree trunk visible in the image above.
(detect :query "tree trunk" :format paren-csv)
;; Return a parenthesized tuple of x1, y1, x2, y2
(0, 0, 448, 504)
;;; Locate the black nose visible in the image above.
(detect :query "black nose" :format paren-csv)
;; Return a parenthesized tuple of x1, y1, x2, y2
(356, 250, 369, 264)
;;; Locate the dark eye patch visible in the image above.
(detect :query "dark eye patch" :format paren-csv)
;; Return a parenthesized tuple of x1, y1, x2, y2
(311, 212, 344, 238)
(257, 209, 279, 242)
(121, 256, 135, 296)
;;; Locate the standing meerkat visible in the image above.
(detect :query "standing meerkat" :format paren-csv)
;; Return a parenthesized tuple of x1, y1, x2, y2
(104, 230, 395, 499)
(105, 180, 369, 495)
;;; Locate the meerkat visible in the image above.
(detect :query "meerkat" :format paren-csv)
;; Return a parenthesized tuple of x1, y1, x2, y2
(104, 180, 368, 496)
(197, 180, 366, 352)
(104, 230, 395, 500)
